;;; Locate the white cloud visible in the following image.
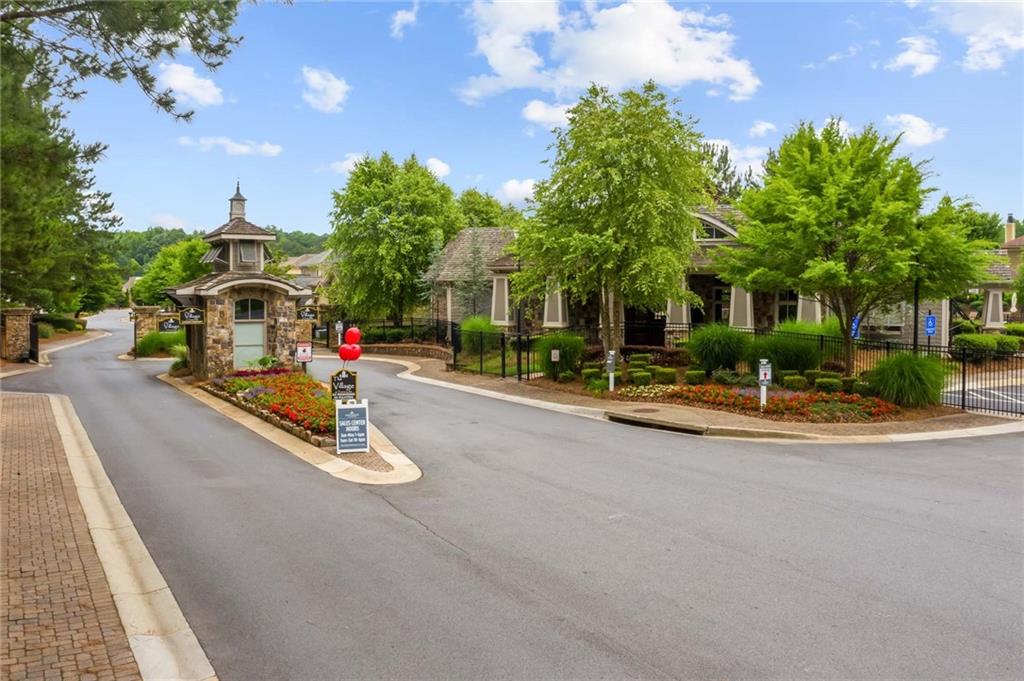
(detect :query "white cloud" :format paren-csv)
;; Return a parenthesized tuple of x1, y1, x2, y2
(329, 152, 367, 174)
(885, 36, 940, 76)
(156, 63, 223, 107)
(522, 99, 570, 127)
(178, 135, 282, 157)
(705, 138, 768, 178)
(885, 113, 948, 146)
(930, 2, 1023, 71)
(391, 0, 419, 39)
(803, 44, 860, 69)
(497, 178, 536, 204)
(426, 157, 451, 178)
(301, 66, 350, 113)
(748, 120, 776, 138)
(151, 213, 187, 230)
(460, 0, 760, 103)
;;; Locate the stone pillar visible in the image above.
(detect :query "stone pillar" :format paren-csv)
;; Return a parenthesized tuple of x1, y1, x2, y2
(542, 286, 569, 328)
(1, 308, 33, 360)
(728, 286, 754, 329)
(666, 279, 691, 325)
(980, 288, 1006, 330)
(490, 275, 510, 327)
(797, 295, 822, 324)
(268, 296, 297, 367)
(132, 306, 160, 353)
(204, 296, 233, 378)
(296, 319, 314, 343)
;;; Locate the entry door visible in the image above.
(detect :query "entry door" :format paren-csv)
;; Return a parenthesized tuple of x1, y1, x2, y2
(233, 322, 265, 368)
(712, 287, 731, 323)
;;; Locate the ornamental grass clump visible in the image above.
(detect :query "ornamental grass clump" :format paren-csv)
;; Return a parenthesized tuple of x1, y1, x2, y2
(689, 324, 748, 371)
(868, 354, 945, 408)
(136, 330, 185, 357)
(535, 332, 585, 380)
(459, 315, 500, 354)
(745, 334, 822, 375)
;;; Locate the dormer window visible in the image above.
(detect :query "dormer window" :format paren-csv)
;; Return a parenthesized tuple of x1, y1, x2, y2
(239, 241, 257, 263)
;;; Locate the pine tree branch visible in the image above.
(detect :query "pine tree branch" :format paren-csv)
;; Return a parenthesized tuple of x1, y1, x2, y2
(1, 1, 95, 23)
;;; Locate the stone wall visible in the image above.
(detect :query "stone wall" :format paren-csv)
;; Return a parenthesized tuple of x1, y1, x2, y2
(266, 294, 297, 366)
(1, 308, 33, 361)
(364, 344, 453, 363)
(131, 306, 160, 353)
(204, 295, 233, 378)
(196, 287, 301, 378)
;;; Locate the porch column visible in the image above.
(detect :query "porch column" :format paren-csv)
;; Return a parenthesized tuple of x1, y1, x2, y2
(132, 306, 160, 353)
(797, 295, 822, 324)
(939, 299, 951, 347)
(980, 287, 1006, 330)
(490, 275, 510, 327)
(445, 284, 454, 322)
(728, 286, 754, 329)
(542, 285, 569, 328)
(666, 278, 691, 325)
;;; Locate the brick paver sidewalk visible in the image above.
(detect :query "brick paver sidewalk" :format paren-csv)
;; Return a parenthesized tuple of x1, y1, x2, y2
(1, 393, 141, 681)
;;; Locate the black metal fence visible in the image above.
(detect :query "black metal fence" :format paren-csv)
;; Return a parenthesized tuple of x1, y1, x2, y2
(337, 317, 1023, 417)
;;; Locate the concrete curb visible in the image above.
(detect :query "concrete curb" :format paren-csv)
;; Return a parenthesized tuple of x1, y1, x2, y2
(158, 373, 422, 485)
(0, 331, 111, 378)
(48, 394, 217, 681)
(117, 353, 175, 362)
(358, 356, 1024, 444)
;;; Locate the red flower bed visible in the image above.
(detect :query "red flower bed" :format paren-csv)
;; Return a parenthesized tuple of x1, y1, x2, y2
(216, 370, 335, 433)
(616, 383, 899, 423)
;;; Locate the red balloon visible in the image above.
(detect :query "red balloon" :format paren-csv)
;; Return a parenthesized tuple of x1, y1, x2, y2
(344, 327, 361, 344)
(349, 344, 361, 361)
(338, 344, 354, 361)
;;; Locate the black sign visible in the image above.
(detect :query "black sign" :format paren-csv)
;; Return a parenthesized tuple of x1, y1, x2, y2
(180, 307, 204, 325)
(297, 306, 318, 321)
(159, 317, 181, 332)
(336, 402, 369, 453)
(331, 369, 358, 401)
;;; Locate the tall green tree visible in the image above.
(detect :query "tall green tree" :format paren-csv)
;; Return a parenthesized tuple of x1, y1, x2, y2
(266, 227, 329, 256)
(131, 239, 211, 305)
(702, 142, 757, 202)
(716, 120, 989, 369)
(326, 153, 464, 321)
(1, 0, 241, 120)
(457, 188, 527, 230)
(113, 226, 195, 274)
(0, 33, 120, 310)
(950, 201, 1005, 244)
(510, 81, 709, 352)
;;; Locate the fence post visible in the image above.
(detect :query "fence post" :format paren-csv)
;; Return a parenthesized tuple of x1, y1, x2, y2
(500, 333, 506, 379)
(516, 333, 522, 381)
(960, 346, 967, 411)
(450, 321, 458, 367)
(479, 331, 484, 374)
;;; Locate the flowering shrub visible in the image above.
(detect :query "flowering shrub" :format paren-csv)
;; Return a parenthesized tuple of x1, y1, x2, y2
(226, 366, 293, 378)
(617, 383, 899, 423)
(219, 370, 335, 433)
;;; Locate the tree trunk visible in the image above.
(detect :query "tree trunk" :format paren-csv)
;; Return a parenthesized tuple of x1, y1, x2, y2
(611, 287, 623, 353)
(599, 285, 613, 354)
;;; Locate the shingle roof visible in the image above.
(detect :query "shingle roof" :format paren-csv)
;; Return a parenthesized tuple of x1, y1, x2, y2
(284, 250, 331, 269)
(166, 270, 311, 297)
(204, 217, 275, 240)
(431, 227, 516, 282)
(1002, 235, 1024, 250)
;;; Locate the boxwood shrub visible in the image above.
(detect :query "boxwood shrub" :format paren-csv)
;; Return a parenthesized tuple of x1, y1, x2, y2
(689, 324, 748, 371)
(685, 369, 707, 385)
(558, 370, 575, 384)
(385, 328, 407, 343)
(632, 371, 652, 386)
(35, 314, 79, 332)
(817, 370, 842, 380)
(654, 367, 677, 384)
(586, 379, 607, 394)
(627, 353, 652, 366)
(853, 381, 875, 397)
(581, 368, 601, 382)
(37, 322, 55, 338)
(867, 353, 945, 407)
(1004, 322, 1024, 338)
(804, 370, 821, 383)
(841, 376, 857, 393)
(814, 378, 842, 393)
(782, 375, 808, 391)
(535, 332, 586, 380)
(994, 334, 1021, 354)
(745, 334, 822, 375)
(952, 333, 998, 362)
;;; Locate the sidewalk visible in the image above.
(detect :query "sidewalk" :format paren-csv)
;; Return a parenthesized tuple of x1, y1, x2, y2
(356, 353, 1020, 441)
(1, 393, 142, 681)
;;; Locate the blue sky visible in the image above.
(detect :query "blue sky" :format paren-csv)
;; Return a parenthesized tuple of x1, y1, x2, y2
(65, 1, 1024, 235)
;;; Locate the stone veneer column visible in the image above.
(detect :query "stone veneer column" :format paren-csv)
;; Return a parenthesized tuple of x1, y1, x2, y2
(267, 296, 297, 367)
(131, 306, 160, 353)
(204, 296, 233, 377)
(1, 307, 33, 360)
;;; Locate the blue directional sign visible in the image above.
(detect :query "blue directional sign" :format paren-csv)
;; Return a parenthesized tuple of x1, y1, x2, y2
(924, 314, 937, 337)
(850, 315, 861, 339)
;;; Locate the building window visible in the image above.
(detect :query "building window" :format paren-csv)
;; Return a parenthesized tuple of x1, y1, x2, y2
(777, 290, 799, 322)
(234, 298, 265, 321)
(239, 241, 257, 263)
(699, 223, 732, 240)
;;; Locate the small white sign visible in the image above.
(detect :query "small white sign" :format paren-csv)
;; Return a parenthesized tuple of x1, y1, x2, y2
(296, 341, 313, 363)
(550, 348, 560, 363)
(758, 358, 772, 386)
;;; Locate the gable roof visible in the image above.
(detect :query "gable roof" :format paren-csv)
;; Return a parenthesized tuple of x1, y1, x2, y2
(284, 250, 332, 269)
(431, 227, 516, 282)
(204, 217, 275, 240)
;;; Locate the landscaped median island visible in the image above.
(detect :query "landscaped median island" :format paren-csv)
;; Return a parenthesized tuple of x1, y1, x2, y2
(202, 366, 338, 448)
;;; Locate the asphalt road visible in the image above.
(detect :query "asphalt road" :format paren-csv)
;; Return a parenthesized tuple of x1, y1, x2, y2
(5, 310, 1022, 680)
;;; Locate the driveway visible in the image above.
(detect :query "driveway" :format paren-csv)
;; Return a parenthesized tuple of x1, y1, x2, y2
(4, 309, 1022, 680)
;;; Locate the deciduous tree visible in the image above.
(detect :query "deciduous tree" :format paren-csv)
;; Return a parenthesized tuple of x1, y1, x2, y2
(458, 188, 527, 230)
(510, 82, 708, 352)
(326, 153, 464, 321)
(131, 238, 211, 305)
